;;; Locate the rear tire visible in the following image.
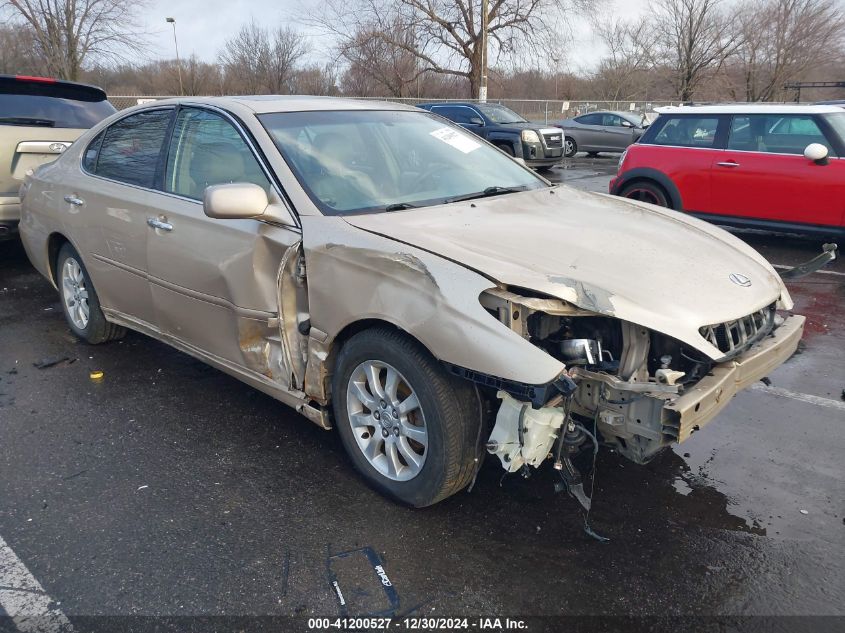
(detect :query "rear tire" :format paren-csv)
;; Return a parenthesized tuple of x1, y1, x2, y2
(564, 137, 577, 158)
(56, 243, 125, 344)
(332, 327, 480, 507)
(619, 180, 670, 208)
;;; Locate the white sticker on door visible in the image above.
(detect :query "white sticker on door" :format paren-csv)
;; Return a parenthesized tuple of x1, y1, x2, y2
(429, 127, 481, 154)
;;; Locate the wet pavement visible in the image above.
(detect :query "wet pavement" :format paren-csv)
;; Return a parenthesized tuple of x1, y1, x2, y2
(0, 161, 843, 630)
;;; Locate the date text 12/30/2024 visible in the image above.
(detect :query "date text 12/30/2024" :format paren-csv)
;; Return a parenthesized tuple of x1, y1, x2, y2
(307, 617, 529, 630)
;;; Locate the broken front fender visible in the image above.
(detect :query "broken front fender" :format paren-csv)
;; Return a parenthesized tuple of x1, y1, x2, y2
(299, 215, 565, 388)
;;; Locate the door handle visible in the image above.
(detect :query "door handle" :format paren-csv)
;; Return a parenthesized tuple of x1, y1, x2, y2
(63, 195, 84, 205)
(147, 216, 173, 232)
(716, 161, 740, 168)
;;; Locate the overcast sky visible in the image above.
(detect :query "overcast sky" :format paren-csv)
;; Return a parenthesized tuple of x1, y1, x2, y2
(141, 0, 649, 72)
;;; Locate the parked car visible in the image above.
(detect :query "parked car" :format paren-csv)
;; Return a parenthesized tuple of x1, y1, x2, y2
(556, 110, 649, 158)
(610, 104, 845, 239)
(21, 97, 812, 509)
(0, 75, 115, 239)
(417, 102, 563, 169)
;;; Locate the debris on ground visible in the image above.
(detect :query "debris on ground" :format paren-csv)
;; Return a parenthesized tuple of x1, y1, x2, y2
(760, 377, 772, 386)
(800, 509, 809, 515)
(89, 370, 104, 383)
(33, 356, 75, 369)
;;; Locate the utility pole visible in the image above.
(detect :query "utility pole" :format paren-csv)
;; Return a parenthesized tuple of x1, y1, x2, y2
(166, 17, 184, 96)
(479, 0, 488, 102)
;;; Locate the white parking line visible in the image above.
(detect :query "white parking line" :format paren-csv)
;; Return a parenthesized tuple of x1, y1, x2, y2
(772, 263, 845, 277)
(750, 383, 845, 412)
(0, 534, 73, 633)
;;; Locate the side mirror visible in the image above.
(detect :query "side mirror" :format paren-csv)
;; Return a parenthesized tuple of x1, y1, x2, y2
(204, 183, 269, 219)
(468, 116, 484, 126)
(804, 143, 829, 165)
(621, 120, 633, 128)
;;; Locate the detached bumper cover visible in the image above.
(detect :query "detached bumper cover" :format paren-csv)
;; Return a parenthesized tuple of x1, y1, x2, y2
(664, 314, 805, 442)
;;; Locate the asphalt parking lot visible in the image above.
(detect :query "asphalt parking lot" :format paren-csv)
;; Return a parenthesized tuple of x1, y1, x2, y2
(1, 155, 843, 631)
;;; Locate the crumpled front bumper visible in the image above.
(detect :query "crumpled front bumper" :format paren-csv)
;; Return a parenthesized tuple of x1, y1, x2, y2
(663, 314, 805, 442)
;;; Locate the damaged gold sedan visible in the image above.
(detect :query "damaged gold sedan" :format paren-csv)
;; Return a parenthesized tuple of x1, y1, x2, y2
(19, 97, 819, 508)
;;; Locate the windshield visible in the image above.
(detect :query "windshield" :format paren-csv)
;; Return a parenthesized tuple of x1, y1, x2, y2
(259, 110, 546, 216)
(822, 112, 845, 147)
(475, 103, 527, 124)
(0, 94, 115, 128)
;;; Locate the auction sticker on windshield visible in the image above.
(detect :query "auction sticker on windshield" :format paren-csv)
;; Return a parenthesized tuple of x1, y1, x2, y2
(429, 127, 481, 153)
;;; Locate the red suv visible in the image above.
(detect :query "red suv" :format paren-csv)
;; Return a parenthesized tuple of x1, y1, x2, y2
(610, 105, 845, 238)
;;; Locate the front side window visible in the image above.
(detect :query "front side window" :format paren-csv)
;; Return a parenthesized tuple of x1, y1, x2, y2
(652, 116, 720, 148)
(822, 112, 845, 147)
(474, 104, 526, 124)
(260, 109, 546, 216)
(728, 114, 833, 155)
(164, 108, 271, 200)
(601, 114, 629, 127)
(94, 109, 173, 187)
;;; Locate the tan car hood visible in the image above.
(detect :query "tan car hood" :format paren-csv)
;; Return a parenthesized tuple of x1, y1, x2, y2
(343, 186, 790, 360)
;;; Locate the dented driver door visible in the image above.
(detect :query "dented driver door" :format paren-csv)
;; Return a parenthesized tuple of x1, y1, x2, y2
(146, 106, 300, 386)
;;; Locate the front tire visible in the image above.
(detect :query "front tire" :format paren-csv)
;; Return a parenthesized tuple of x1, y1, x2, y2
(57, 243, 125, 344)
(619, 180, 670, 208)
(564, 137, 577, 158)
(332, 327, 479, 507)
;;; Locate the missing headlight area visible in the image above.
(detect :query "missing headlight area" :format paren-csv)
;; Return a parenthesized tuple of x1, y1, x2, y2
(478, 287, 718, 467)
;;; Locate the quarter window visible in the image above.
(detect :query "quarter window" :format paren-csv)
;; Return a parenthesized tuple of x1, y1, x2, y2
(82, 130, 105, 173)
(94, 109, 173, 187)
(164, 108, 271, 200)
(652, 116, 719, 148)
(728, 114, 833, 155)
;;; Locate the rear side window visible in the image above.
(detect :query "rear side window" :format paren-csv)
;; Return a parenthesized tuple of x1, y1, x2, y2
(0, 95, 115, 129)
(652, 116, 720, 148)
(94, 109, 173, 187)
(728, 114, 833, 156)
(575, 113, 601, 125)
(431, 106, 478, 125)
(164, 108, 271, 200)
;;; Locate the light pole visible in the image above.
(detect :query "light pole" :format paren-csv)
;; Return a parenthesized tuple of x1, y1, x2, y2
(479, 0, 488, 102)
(166, 17, 184, 96)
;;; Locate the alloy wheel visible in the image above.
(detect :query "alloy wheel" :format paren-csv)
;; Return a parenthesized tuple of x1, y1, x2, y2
(345, 360, 428, 481)
(61, 256, 90, 330)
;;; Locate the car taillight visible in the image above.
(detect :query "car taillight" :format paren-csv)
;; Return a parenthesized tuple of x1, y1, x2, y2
(617, 148, 629, 174)
(14, 75, 57, 84)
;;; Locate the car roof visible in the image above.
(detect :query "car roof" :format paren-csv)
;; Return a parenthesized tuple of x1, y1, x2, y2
(576, 110, 635, 116)
(654, 104, 843, 115)
(164, 95, 421, 114)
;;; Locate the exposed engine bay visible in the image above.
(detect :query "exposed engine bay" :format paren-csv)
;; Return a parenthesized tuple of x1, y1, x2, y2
(477, 286, 779, 478)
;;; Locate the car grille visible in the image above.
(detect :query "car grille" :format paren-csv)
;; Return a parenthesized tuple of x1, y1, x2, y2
(543, 132, 563, 148)
(699, 304, 776, 359)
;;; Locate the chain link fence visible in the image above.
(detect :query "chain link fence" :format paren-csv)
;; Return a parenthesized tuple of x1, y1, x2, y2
(108, 95, 681, 123)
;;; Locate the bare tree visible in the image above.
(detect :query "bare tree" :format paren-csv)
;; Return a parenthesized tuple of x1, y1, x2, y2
(0, 0, 147, 81)
(338, 19, 424, 97)
(653, 0, 742, 101)
(308, 0, 591, 98)
(733, 0, 845, 101)
(0, 24, 46, 75)
(219, 22, 309, 94)
(591, 18, 660, 101)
